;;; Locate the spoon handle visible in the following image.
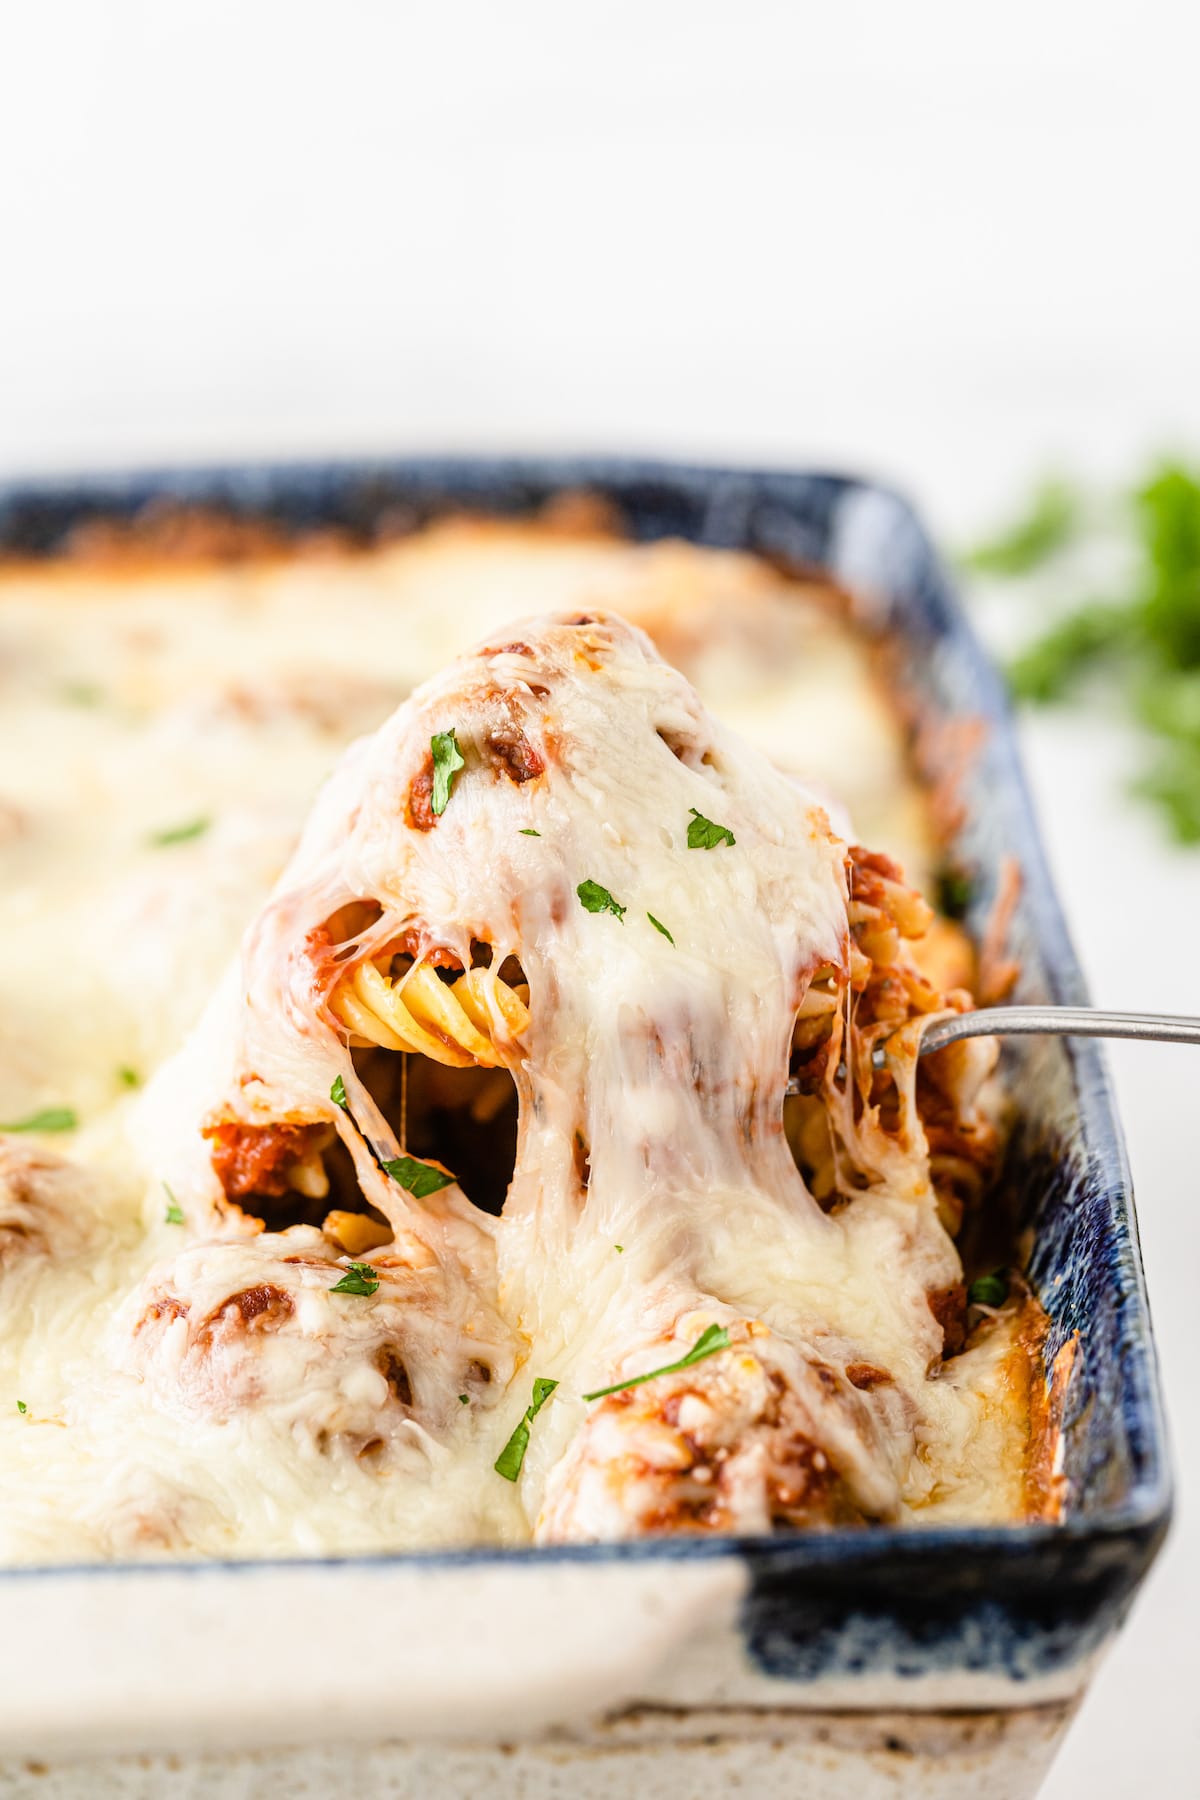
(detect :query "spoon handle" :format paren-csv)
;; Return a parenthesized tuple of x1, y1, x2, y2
(785, 1006, 1200, 1095)
(918, 1005, 1200, 1056)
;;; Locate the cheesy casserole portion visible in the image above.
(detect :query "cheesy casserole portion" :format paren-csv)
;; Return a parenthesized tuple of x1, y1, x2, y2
(0, 514, 1048, 1560)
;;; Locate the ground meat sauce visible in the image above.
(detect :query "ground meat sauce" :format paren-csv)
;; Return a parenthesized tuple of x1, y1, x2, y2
(204, 1120, 323, 1201)
(845, 1361, 894, 1390)
(485, 723, 545, 783)
(928, 1281, 968, 1356)
(224, 1284, 294, 1327)
(406, 758, 437, 831)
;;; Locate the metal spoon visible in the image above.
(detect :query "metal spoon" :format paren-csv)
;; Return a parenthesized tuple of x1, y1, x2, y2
(785, 1006, 1200, 1094)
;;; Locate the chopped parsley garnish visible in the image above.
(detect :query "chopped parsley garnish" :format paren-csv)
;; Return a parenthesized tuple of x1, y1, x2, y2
(935, 867, 974, 921)
(59, 681, 103, 707)
(494, 1376, 558, 1482)
(686, 808, 735, 850)
(458, 1393, 470, 1405)
(16, 1401, 26, 1415)
(381, 1153, 455, 1199)
(519, 828, 541, 837)
(0, 1107, 77, 1134)
(330, 1074, 348, 1111)
(430, 729, 465, 816)
(614, 1244, 624, 1253)
(967, 1270, 1010, 1309)
(646, 912, 674, 944)
(148, 817, 211, 848)
(576, 879, 625, 921)
(117, 1066, 141, 1090)
(331, 1261, 380, 1297)
(582, 1324, 731, 1402)
(163, 1184, 185, 1226)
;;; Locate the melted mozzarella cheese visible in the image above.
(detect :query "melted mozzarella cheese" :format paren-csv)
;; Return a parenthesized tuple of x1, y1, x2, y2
(0, 521, 1033, 1562)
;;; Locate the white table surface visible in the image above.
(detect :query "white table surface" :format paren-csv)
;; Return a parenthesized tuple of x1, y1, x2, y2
(2, 4, 1198, 1791)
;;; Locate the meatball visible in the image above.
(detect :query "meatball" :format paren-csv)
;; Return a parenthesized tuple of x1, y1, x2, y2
(536, 1314, 906, 1543)
(117, 1229, 499, 1450)
(0, 1139, 89, 1267)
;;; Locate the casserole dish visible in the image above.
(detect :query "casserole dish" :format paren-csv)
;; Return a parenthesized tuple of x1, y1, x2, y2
(0, 458, 1171, 1798)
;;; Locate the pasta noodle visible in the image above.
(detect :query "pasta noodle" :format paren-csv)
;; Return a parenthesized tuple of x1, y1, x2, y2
(329, 959, 530, 1069)
(786, 845, 999, 1234)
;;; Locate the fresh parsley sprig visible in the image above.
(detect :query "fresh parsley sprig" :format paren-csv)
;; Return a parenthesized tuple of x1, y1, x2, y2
(963, 477, 1080, 577)
(494, 1376, 558, 1481)
(972, 461, 1200, 842)
(582, 1324, 731, 1402)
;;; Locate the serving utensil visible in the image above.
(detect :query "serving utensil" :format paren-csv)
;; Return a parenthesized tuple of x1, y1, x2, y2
(784, 1005, 1200, 1093)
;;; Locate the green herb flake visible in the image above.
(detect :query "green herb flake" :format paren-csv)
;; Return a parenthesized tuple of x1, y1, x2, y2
(16, 1401, 26, 1415)
(494, 1376, 558, 1482)
(935, 868, 974, 921)
(148, 817, 211, 849)
(117, 1066, 141, 1090)
(0, 1107, 77, 1135)
(430, 729, 466, 816)
(331, 1261, 380, 1297)
(967, 1270, 1010, 1309)
(59, 681, 103, 708)
(330, 1074, 348, 1111)
(494, 1420, 530, 1483)
(576, 879, 626, 921)
(686, 808, 736, 850)
(614, 1244, 624, 1254)
(458, 1393, 470, 1405)
(583, 1323, 731, 1402)
(163, 1183, 185, 1226)
(519, 828, 541, 837)
(646, 912, 674, 944)
(381, 1154, 455, 1199)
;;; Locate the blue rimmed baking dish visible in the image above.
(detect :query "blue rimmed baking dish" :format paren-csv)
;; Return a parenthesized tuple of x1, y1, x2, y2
(0, 459, 1171, 1800)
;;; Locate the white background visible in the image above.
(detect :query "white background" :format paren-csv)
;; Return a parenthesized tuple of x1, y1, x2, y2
(2, 5, 1198, 1792)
